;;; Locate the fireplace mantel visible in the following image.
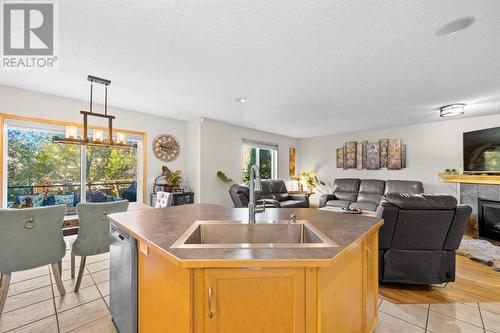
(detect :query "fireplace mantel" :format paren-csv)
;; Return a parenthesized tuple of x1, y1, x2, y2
(438, 173, 500, 185)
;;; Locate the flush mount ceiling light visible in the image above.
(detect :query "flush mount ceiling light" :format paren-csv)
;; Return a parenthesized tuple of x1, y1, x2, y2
(436, 16, 475, 37)
(440, 104, 465, 118)
(235, 97, 247, 103)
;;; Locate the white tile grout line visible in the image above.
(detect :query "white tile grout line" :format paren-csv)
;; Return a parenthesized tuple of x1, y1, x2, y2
(2, 272, 108, 332)
(66, 313, 112, 333)
(2, 267, 56, 332)
(86, 263, 109, 301)
(378, 309, 427, 330)
(424, 302, 430, 332)
(64, 263, 110, 332)
(478, 303, 488, 333)
(379, 301, 495, 332)
(1, 287, 53, 315)
(3, 314, 56, 333)
(427, 307, 487, 330)
(53, 285, 104, 315)
(10, 271, 51, 284)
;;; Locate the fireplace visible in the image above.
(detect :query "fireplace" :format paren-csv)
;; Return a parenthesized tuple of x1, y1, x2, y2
(478, 198, 500, 241)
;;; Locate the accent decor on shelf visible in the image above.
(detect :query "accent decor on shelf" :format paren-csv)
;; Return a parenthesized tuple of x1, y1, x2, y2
(153, 165, 182, 192)
(336, 139, 407, 170)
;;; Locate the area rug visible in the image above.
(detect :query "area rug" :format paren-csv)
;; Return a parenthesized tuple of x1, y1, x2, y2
(457, 238, 500, 272)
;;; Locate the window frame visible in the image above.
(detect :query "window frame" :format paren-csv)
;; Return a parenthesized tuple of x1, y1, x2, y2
(0, 113, 147, 208)
(241, 139, 278, 181)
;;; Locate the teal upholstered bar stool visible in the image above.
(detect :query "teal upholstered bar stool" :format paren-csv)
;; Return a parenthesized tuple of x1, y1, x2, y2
(0, 205, 67, 314)
(71, 200, 129, 292)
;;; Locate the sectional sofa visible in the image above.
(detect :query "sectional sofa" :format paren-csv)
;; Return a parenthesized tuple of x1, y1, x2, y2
(229, 180, 309, 208)
(319, 178, 424, 212)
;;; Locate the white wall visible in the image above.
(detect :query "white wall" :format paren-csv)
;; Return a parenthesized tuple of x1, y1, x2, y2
(185, 118, 201, 202)
(298, 114, 500, 206)
(7, 85, 498, 210)
(0, 85, 188, 203)
(199, 118, 298, 206)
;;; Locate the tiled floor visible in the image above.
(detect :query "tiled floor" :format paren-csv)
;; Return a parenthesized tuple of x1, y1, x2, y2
(376, 299, 500, 332)
(1, 238, 500, 332)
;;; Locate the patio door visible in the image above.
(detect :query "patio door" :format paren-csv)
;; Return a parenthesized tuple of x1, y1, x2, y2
(3, 118, 144, 211)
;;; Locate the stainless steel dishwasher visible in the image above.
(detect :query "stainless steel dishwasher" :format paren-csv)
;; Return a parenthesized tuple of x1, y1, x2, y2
(110, 224, 137, 333)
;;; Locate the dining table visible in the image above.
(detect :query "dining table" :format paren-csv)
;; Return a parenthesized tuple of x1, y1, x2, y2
(63, 201, 152, 236)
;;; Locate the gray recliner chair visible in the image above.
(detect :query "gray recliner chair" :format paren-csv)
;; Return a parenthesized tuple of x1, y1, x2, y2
(319, 178, 360, 209)
(229, 180, 309, 208)
(377, 193, 472, 285)
(350, 179, 385, 212)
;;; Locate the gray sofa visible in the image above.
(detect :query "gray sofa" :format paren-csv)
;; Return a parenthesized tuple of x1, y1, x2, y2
(319, 178, 424, 211)
(229, 180, 309, 208)
(376, 193, 472, 285)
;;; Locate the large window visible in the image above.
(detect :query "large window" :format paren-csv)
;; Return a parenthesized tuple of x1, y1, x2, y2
(242, 140, 278, 183)
(4, 119, 143, 213)
(7, 127, 81, 212)
(86, 146, 137, 203)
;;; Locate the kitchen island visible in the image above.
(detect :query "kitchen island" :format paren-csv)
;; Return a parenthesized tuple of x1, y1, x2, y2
(109, 204, 383, 333)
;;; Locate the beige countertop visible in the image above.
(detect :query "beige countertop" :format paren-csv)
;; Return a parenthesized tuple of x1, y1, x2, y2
(109, 203, 383, 268)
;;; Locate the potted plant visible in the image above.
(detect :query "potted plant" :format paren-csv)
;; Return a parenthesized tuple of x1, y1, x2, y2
(166, 170, 182, 190)
(296, 170, 325, 192)
(217, 171, 234, 186)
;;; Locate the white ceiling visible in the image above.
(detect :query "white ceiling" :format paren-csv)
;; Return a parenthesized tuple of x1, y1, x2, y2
(1, 0, 500, 138)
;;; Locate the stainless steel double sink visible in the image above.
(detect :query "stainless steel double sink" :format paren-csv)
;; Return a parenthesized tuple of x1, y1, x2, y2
(171, 220, 337, 249)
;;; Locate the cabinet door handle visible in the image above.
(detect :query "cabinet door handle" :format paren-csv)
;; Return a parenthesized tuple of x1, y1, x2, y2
(208, 287, 214, 319)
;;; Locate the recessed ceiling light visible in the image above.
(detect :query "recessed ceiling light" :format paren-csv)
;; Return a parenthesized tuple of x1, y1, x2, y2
(436, 17, 475, 37)
(440, 104, 465, 118)
(235, 97, 247, 103)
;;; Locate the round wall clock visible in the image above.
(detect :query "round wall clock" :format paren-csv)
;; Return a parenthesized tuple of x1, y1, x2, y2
(152, 134, 180, 162)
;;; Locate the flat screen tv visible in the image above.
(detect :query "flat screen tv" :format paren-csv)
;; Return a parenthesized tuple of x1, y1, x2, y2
(463, 126, 500, 173)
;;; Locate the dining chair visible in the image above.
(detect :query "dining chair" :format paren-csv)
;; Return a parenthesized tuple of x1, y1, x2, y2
(0, 205, 67, 314)
(71, 200, 129, 292)
(155, 191, 173, 208)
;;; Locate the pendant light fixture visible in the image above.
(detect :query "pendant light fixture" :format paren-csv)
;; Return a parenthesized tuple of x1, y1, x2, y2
(53, 75, 135, 148)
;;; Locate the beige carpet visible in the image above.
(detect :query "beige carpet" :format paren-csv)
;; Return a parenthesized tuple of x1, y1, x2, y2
(457, 238, 500, 272)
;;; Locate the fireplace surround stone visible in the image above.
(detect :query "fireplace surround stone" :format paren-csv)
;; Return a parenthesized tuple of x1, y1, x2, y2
(461, 183, 500, 239)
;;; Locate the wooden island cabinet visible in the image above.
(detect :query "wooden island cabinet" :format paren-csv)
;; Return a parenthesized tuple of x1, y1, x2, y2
(137, 230, 379, 333)
(110, 204, 383, 333)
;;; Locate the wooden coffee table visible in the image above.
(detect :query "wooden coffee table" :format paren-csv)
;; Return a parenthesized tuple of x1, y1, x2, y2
(288, 191, 315, 198)
(318, 206, 377, 217)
